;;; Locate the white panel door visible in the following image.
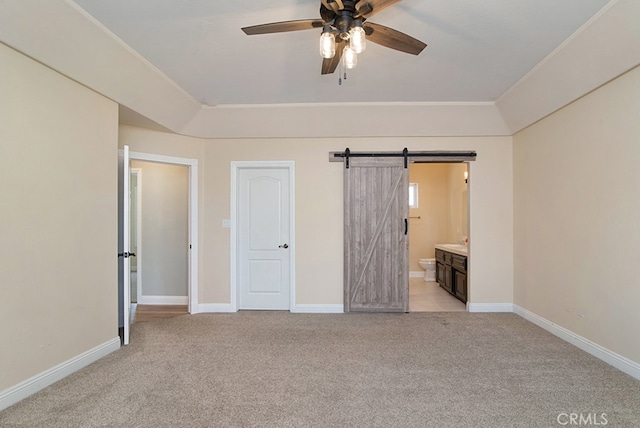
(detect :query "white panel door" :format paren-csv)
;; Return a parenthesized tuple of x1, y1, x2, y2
(117, 145, 131, 344)
(238, 168, 290, 310)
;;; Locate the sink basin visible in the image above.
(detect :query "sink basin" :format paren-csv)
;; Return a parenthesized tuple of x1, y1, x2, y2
(435, 244, 468, 255)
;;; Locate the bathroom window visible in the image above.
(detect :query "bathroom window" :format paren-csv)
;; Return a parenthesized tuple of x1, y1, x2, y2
(409, 183, 418, 208)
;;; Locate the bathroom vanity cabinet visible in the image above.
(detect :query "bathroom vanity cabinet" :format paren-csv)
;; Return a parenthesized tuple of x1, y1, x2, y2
(435, 246, 467, 303)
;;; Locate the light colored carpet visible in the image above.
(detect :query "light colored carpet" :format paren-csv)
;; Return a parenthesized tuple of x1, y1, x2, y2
(1, 312, 639, 427)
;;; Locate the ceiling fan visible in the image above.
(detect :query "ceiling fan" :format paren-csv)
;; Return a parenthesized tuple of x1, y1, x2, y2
(241, 0, 427, 75)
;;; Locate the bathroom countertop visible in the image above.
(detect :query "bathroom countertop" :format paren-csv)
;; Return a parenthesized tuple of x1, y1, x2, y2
(435, 244, 468, 257)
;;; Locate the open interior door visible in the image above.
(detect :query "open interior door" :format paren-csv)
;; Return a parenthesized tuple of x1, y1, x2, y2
(117, 145, 131, 344)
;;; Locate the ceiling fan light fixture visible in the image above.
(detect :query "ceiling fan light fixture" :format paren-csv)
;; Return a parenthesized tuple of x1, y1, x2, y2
(349, 19, 366, 53)
(343, 45, 357, 69)
(242, 0, 427, 76)
(319, 25, 336, 59)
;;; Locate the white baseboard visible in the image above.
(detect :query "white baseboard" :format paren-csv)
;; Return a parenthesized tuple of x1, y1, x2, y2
(192, 303, 345, 314)
(409, 271, 424, 278)
(192, 303, 236, 314)
(514, 305, 640, 381)
(467, 302, 514, 313)
(0, 337, 121, 411)
(293, 304, 344, 313)
(130, 303, 137, 323)
(137, 295, 188, 305)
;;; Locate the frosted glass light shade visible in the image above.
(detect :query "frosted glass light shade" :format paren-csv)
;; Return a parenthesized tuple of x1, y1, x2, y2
(349, 25, 366, 53)
(343, 46, 357, 69)
(320, 31, 336, 59)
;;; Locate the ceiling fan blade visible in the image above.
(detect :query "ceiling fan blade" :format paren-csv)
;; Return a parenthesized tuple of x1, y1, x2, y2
(363, 22, 427, 55)
(321, 0, 344, 12)
(242, 19, 324, 35)
(321, 40, 345, 75)
(356, 0, 402, 18)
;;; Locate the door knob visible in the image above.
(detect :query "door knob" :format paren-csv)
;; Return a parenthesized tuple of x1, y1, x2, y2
(278, 244, 289, 249)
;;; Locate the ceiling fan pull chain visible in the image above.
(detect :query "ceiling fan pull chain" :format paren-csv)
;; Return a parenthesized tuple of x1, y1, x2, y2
(342, 54, 347, 82)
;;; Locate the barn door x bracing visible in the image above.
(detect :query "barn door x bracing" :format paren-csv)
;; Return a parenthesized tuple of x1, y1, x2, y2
(344, 157, 409, 312)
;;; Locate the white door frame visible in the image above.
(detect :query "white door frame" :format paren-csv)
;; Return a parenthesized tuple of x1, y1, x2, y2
(230, 161, 296, 312)
(130, 151, 199, 313)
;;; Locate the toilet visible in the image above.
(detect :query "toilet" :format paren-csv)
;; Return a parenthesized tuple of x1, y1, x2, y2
(418, 258, 436, 282)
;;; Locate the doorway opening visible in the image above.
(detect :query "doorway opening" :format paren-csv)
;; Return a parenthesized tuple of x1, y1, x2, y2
(129, 167, 141, 322)
(130, 160, 189, 305)
(408, 162, 469, 312)
(334, 149, 475, 313)
(127, 151, 198, 330)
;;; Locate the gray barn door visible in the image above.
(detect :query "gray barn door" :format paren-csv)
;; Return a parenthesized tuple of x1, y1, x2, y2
(344, 157, 409, 312)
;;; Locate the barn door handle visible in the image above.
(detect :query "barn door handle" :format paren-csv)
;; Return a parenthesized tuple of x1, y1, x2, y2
(279, 244, 289, 249)
(404, 218, 408, 235)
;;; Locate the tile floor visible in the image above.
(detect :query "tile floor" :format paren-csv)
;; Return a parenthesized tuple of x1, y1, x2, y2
(409, 277, 466, 312)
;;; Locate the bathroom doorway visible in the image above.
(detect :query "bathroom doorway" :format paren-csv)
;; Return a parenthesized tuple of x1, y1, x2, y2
(408, 162, 468, 312)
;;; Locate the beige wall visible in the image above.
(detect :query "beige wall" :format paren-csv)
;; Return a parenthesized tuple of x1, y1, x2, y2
(514, 65, 640, 364)
(130, 161, 188, 298)
(120, 127, 514, 307)
(0, 44, 118, 391)
(445, 163, 469, 244)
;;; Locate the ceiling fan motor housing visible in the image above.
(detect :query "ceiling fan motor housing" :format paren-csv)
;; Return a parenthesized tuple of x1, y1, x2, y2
(322, 0, 359, 40)
(336, 14, 353, 40)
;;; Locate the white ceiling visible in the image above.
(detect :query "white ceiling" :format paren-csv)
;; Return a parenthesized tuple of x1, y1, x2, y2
(71, 0, 610, 107)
